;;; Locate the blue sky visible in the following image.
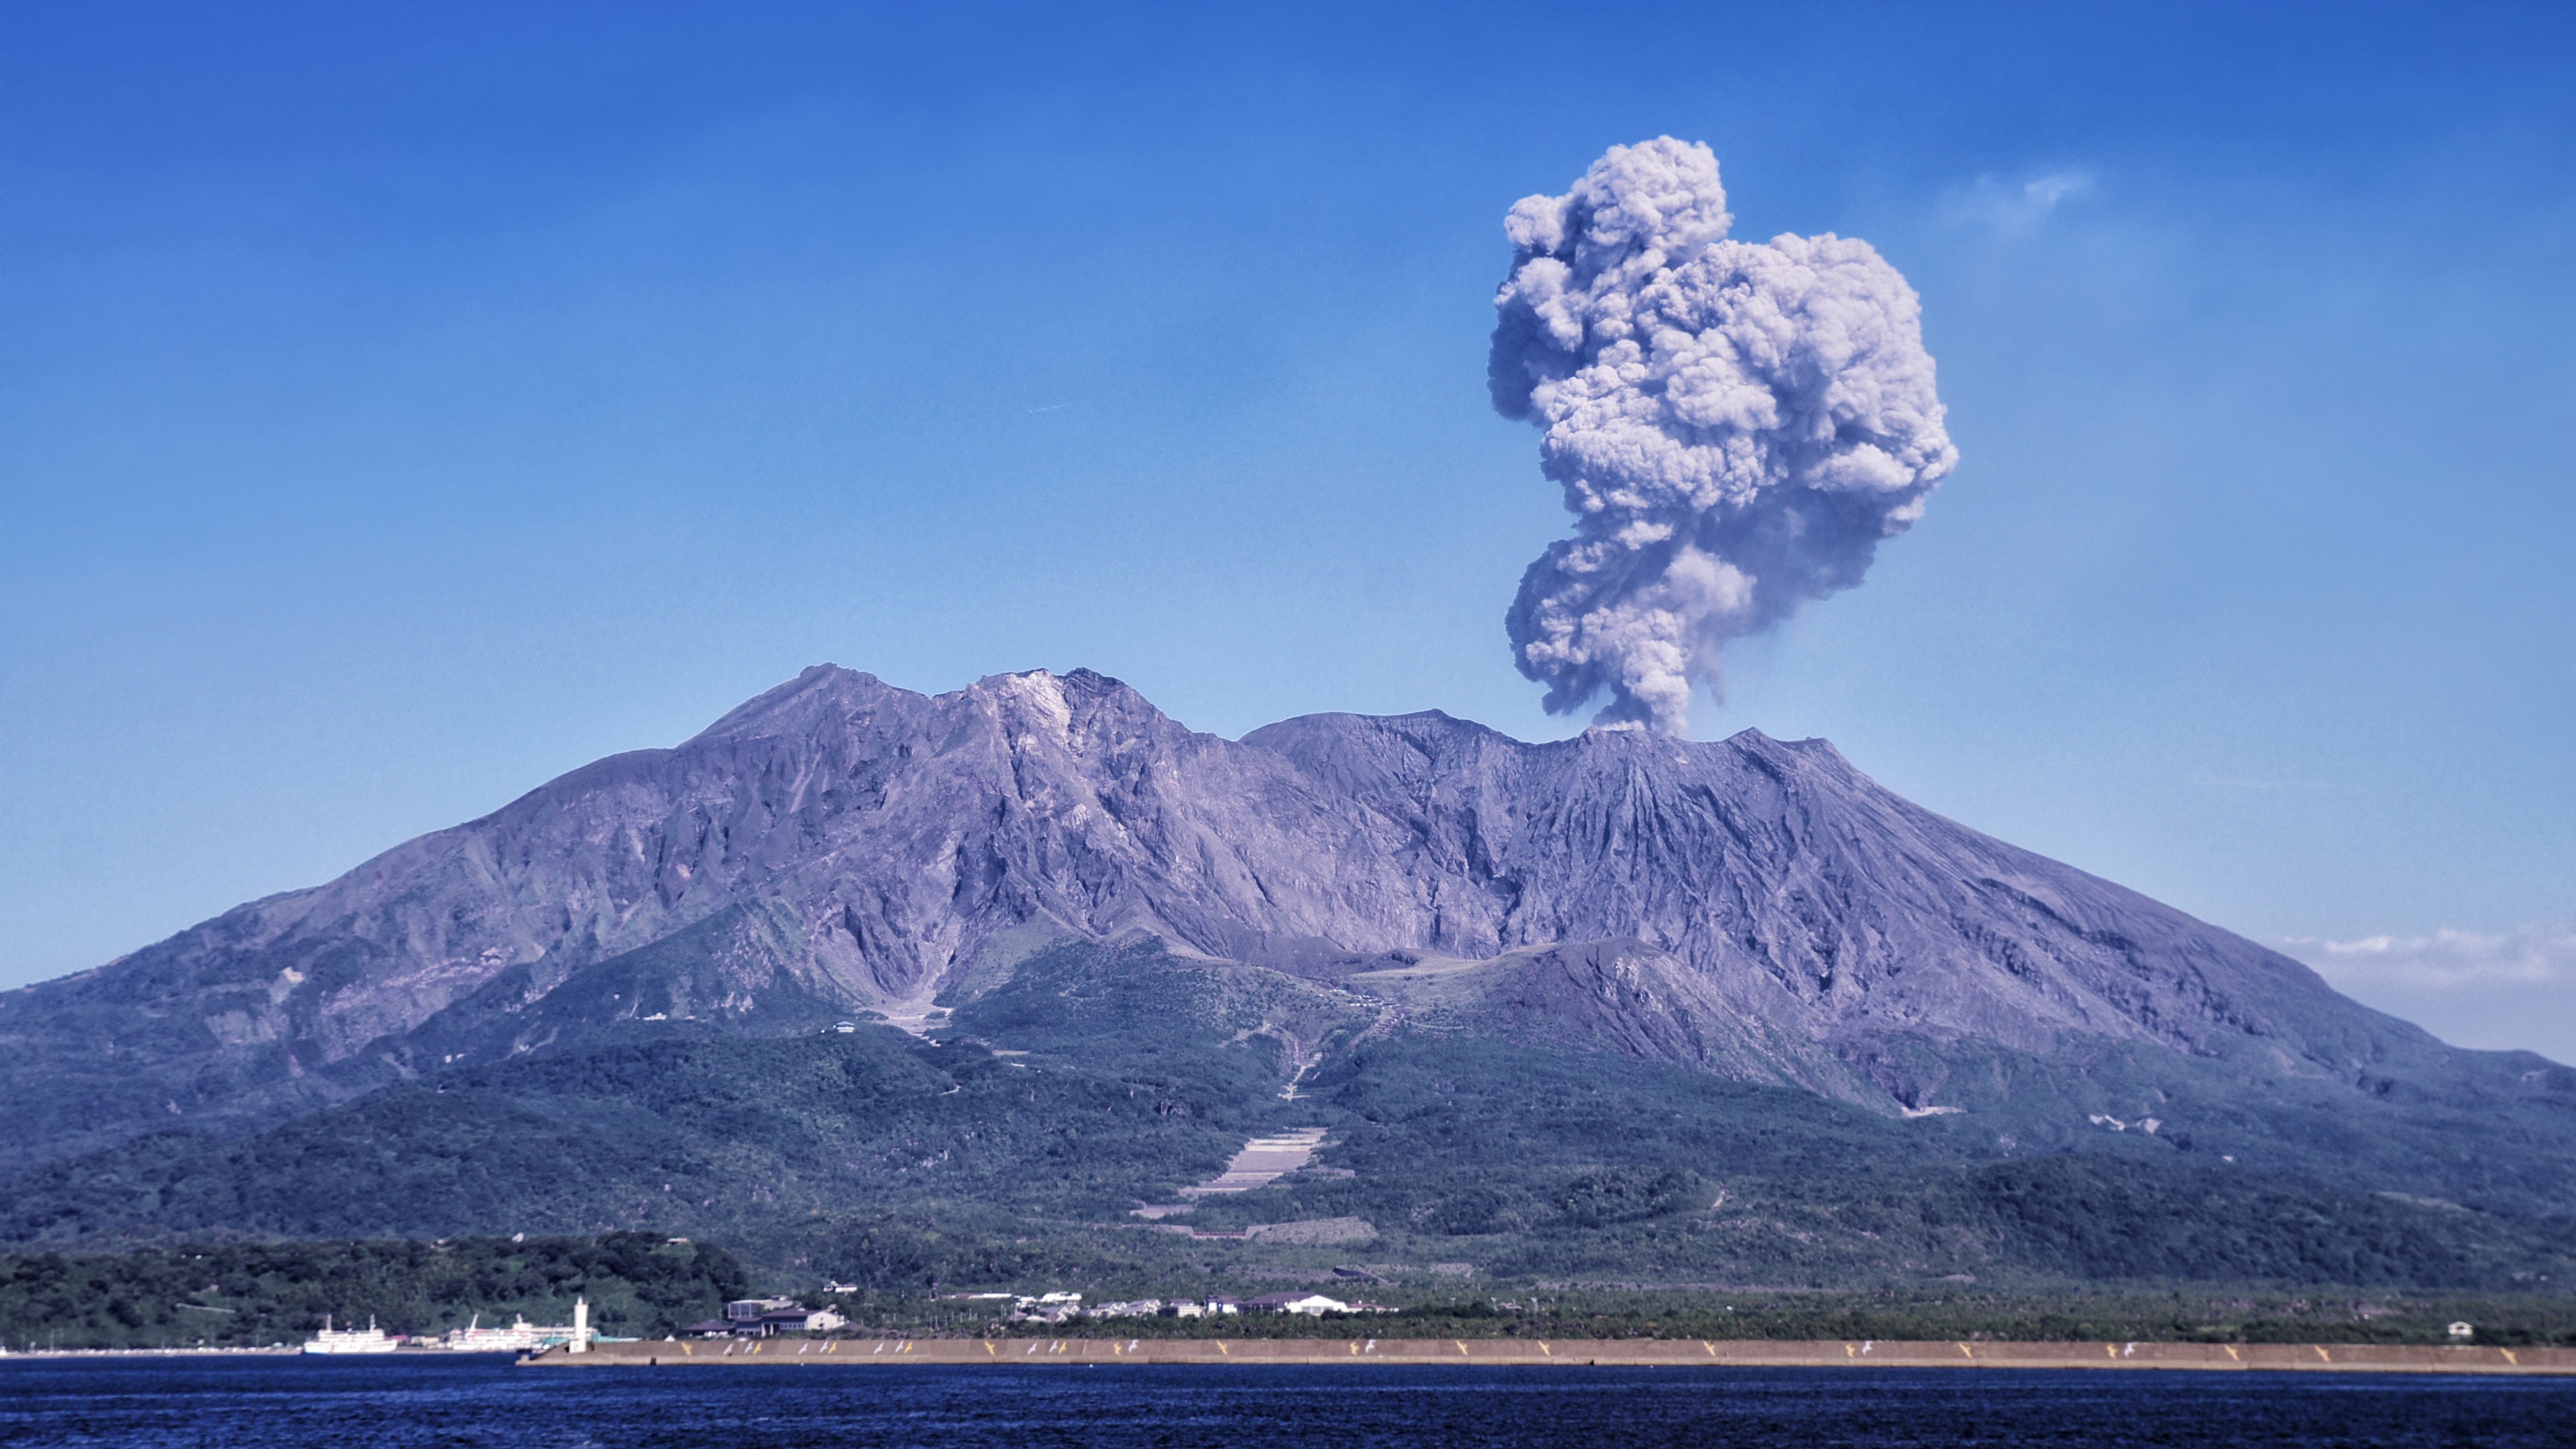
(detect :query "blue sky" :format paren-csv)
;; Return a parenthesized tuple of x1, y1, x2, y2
(4, 2, 2571, 1057)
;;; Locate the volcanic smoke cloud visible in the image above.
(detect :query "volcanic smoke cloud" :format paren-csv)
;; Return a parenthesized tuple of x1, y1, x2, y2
(1490, 138, 1957, 733)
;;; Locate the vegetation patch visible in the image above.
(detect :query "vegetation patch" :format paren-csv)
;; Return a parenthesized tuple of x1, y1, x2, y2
(0, 1233, 747, 1351)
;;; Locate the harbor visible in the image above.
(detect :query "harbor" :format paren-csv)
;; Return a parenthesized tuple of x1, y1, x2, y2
(297, 1299, 595, 1355)
(522, 1336, 2576, 1375)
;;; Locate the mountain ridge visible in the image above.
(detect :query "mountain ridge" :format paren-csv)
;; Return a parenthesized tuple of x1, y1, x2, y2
(2, 664, 2567, 1220)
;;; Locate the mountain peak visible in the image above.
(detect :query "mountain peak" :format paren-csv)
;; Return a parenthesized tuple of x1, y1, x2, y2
(689, 663, 898, 742)
(6, 661, 2537, 1194)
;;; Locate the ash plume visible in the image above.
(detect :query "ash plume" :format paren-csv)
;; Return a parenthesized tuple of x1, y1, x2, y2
(1489, 138, 1957, 732)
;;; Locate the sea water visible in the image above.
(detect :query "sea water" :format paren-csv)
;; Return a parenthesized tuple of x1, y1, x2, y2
(3, 1355, 2569, 1446)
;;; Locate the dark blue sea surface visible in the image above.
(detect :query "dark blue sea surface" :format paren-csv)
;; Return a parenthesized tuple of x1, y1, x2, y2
(2, 1355, 2569, 1447)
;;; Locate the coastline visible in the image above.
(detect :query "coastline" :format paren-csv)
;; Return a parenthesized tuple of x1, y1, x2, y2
(0, 1346, 523, 1360)
(521, 1337, 2576, 1374)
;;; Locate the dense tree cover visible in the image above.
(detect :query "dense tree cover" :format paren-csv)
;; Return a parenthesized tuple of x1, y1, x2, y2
(0, 1233, 748, 1351)
(0, 989, 1273, 1244)
(1, 942, 2567, 1320)
(1166, 1034, 2575, 1291)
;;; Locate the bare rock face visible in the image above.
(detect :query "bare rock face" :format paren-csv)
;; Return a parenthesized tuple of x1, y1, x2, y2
(0, 664, 2533, 1164)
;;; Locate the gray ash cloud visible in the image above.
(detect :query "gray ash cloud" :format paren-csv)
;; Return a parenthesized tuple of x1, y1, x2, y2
(1490, 138, 1956, 732)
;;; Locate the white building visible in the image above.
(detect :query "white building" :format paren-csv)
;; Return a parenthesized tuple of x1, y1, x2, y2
(1244, 1293, 1350, 1316)
(763, 1308, 847, 1333)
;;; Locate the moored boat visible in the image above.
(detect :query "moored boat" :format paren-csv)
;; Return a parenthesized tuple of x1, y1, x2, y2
(442, 1314, 558, 1352)
(300, 1315, 399, 1354)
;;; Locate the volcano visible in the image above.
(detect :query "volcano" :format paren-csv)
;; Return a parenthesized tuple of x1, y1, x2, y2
(4, 665, 2570, 1255)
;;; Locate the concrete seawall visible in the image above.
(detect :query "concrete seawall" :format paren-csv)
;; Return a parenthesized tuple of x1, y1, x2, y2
(528, 1337, 2576, 1375)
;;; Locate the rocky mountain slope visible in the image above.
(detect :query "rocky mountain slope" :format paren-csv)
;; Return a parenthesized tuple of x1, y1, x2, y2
(10, 939, 2571, 1292)
(3, 665, 2568, 1214)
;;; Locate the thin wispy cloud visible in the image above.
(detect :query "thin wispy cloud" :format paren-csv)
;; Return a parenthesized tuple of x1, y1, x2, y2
(2283, 921, 2576, 987)
(2192, 774, 2334, 793)
(1941, 168, 2097, 236)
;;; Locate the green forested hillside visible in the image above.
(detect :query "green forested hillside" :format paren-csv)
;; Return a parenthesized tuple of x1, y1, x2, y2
(3, 942, 2568, 1305)
(0, 1233, 747, 1350)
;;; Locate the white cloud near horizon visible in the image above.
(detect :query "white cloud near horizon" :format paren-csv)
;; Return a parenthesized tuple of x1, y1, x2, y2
(2281, 921, 2576, 1062)
(2284, 920, 2576, 988)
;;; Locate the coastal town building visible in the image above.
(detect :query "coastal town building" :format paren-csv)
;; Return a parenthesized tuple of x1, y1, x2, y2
(1242, 1293, 1353, 1316)
(680, 1298, 846, 1337)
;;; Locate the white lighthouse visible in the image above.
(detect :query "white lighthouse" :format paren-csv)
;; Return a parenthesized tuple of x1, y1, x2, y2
(569, 1296, 589, 1354)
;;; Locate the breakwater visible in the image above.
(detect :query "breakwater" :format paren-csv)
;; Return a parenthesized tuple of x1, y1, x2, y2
(528, 1337, 2576, 1374)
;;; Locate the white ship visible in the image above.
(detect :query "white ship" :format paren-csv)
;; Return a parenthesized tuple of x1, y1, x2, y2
(441, 1298, 593, 1354)
(441, 1314, 556, 1352)
(301, 1315, 400, 1355)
